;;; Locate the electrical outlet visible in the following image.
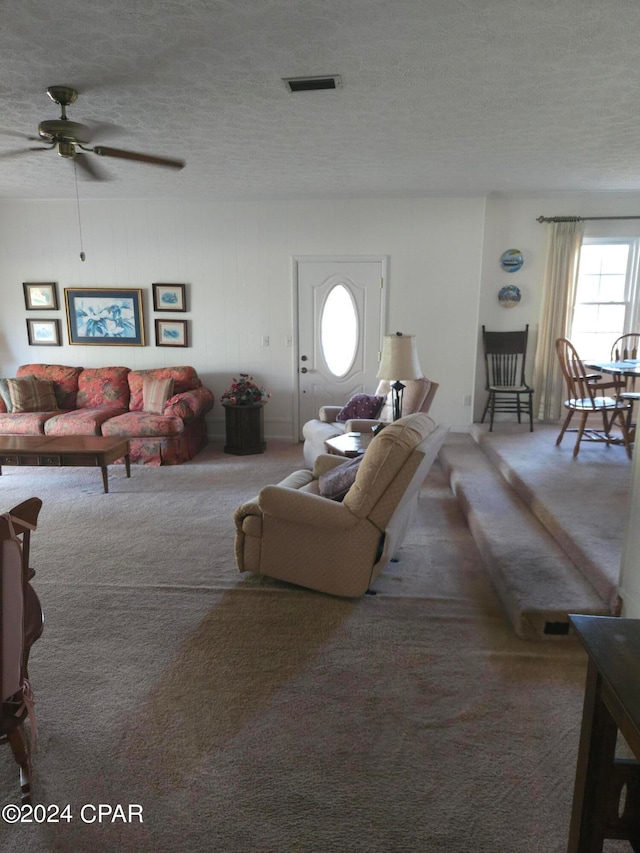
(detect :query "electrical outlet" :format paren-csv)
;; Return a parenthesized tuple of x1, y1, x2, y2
(262, 336, 270, 347)
(285, 335, 293, 348)
(463, 395, 472, 406)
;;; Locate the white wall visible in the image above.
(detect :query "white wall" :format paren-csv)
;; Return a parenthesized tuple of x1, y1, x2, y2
(0, 196, 487, 438)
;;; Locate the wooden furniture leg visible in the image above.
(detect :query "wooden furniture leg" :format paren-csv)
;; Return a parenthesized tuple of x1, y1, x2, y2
(6, 724, 31, 804)
(568, 658, 618, 851)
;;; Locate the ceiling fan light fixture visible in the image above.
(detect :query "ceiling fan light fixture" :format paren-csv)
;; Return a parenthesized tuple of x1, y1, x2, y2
(57, 141, 75, 159)
(283, 75, 342, 92)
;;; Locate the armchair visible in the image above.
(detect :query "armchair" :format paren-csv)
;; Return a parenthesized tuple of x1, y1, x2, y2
(302, 376, 438, 467)
(235, 413, 449, 597)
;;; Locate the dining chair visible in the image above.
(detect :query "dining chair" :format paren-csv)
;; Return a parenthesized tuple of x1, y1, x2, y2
(481, 325, 534, 431)
(611, 332, 640, 363)
(555, 338, 633, 457)
(610, 333, 640, 433)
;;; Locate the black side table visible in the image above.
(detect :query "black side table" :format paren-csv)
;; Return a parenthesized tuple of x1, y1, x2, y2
(222, 401, 267, 455)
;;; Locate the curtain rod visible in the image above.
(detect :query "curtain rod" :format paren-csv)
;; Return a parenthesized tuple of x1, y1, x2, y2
(536, 215, 640, 223)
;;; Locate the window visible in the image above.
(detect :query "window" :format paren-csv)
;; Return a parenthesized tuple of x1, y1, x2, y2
(570, 239, 640, 361)
(320, 283, 359, 377)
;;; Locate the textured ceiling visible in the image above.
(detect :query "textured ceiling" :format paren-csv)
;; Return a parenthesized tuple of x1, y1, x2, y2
(1, 0, 640, 200)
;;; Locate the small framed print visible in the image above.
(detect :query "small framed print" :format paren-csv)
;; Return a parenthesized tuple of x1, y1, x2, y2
(23, 282, 59, 310)
(26, 318, 61, 346)
(152, 283, 186, 312)
(155, 319, 188, 347)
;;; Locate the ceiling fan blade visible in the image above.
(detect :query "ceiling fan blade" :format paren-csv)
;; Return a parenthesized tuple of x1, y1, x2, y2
(0, 146, 52, 159)
(0, 129, 41, 142)
(74, 152, 108, 181)
(81, 121, 126, 143)
(92, 145, 185, 170)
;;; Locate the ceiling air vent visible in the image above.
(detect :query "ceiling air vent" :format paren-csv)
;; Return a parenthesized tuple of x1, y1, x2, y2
(283, 75, 342, 92)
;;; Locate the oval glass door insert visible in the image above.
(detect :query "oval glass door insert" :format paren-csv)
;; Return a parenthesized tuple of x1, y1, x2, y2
(320, 283, 359, 377)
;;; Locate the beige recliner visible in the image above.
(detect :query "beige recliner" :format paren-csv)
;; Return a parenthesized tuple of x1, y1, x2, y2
(234, 413, 449, 597)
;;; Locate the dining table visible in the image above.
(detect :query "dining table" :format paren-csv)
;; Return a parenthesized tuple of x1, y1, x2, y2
(584, 358, 640, 379)
(584, 358, 640, 446)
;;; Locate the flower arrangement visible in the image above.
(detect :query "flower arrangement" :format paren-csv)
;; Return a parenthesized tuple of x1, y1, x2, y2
(221, 374, 271, 405)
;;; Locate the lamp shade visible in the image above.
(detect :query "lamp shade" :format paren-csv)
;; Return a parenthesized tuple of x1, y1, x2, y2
(376, 333, 423, 380)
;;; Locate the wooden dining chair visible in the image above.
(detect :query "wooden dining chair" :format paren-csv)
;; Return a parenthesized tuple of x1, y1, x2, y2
(481, 325, 534, 431)
(611, 332, 640, 363)
(555, 338, 633, 457)
(0, 497, 43, 804)
(610, 334, 640, 434)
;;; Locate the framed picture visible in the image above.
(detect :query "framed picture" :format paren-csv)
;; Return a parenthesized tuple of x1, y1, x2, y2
(26, 318, 61, 346)
(153, 283, 186, 312)
(23, 282, 58, 310)
(65, 288, 145, 346)
(155, 319, 188, 347)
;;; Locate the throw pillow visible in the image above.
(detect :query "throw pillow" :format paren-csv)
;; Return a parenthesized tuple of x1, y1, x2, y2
(336, 393, 385, 423)
(318, 455, 362, 501)
(6, 377, 58, 413)
(142, 377, 175, 414)
(0, 378, 16, 411)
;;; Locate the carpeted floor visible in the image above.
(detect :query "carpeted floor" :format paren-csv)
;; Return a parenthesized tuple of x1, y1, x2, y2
(0, 440, 631, 852)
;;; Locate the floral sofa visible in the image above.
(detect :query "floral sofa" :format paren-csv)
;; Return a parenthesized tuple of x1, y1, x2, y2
(0, 364, 214, 465)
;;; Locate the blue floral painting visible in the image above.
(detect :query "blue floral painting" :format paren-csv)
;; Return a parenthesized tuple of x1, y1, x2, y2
(65, 288, 145, 345)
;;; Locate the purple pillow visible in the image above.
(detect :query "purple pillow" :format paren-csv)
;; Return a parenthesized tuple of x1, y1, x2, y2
(318, 456, 362, 501)
(336, 393, 385, 422)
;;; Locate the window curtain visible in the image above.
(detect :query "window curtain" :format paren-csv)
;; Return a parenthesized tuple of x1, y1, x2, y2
(532, 219, 585, 422)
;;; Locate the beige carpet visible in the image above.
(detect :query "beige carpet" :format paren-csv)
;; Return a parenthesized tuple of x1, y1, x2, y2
(0, 440, 630, 852)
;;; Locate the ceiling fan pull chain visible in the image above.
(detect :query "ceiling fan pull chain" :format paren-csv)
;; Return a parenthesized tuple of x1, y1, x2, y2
(73, 159, 86, 262)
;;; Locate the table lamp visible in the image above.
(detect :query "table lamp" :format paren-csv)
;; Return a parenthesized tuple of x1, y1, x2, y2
(376, 332, 423, 420)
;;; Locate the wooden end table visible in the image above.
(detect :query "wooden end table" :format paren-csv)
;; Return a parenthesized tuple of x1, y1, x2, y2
(567, 614, 640, 851)
(0, 435, 131, 493)
(222, 401, 266, 455)
(324, 432, 373, 457)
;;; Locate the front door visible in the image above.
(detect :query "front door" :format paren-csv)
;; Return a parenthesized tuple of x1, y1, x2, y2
(295, 256, 387, 436)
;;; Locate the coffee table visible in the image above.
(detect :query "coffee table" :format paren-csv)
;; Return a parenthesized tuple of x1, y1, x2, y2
(0, 435, 131, 493)
(324, 432, 373, 458)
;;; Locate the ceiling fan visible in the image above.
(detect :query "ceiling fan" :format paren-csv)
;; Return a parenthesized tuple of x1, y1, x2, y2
(0, 85, 185, 180)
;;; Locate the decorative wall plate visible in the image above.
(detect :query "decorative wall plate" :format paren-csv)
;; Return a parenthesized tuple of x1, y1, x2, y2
(500, 249, 524, 272)
(498, 284, 522, 308)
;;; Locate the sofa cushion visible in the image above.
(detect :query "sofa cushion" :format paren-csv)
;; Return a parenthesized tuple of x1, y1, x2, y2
(0, 412, 59, 435)
(6, 377, 59, 413)
(101, 411, 185, 438)
(128, 367, 201, 411)
(336, 394, 385, 422)
(143, 377, 174, 413)
(44, 407, 127, 436)
(318, 455, 363, 501)
(17, 364, 83, 410)
(76, 366, 131, 409)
